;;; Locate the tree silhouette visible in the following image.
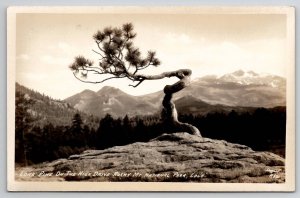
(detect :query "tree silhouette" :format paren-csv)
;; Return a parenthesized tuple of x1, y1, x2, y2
(15, 91, 34, 165)
(96, 114, 115, 148)
(71, 113, 83, 133)
(69, 23, 201, 136)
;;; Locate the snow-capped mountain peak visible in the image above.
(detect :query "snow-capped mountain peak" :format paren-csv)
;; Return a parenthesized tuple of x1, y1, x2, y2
(218, 70, 284, 87)
(230, 70, 259, 78)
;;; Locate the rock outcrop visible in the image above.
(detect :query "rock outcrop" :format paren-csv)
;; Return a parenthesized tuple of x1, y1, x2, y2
(15, 133, 285, 183)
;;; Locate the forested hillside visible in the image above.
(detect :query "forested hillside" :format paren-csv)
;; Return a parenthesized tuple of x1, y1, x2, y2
(16, 83, 99, 127)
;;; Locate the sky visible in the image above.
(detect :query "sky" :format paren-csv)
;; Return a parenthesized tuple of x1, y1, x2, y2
(16, 12, 287, 100)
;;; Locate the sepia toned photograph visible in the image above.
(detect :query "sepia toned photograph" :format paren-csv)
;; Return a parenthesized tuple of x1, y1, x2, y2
(7, 6, 295, 191)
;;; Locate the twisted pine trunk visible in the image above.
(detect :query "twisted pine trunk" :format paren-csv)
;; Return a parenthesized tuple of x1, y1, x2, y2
(137, 69, 201, 136)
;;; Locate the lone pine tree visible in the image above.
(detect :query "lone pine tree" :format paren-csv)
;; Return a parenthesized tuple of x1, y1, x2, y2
(69, 23, 201, 136)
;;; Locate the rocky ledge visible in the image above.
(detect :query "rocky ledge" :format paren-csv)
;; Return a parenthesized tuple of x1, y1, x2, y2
(15, 133, 285, 183)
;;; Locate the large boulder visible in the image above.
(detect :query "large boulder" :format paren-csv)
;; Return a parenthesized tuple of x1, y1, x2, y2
(15, 133, 284, 183)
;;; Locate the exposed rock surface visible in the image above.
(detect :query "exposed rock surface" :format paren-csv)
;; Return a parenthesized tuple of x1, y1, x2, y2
(15, 133, 285, 183)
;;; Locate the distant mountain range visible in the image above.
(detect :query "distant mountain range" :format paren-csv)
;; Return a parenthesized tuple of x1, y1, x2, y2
(64, 70, 286, 118)
(185, 70, 286, 107)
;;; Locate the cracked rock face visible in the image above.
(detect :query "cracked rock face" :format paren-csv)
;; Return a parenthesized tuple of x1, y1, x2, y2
(15, 133, 285, 183)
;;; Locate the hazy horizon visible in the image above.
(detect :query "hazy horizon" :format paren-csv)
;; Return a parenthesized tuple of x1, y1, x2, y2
(16, 12, 288, 100)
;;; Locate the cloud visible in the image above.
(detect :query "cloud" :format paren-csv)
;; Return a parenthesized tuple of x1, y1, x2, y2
(40, 54, 70, 66)
(47, 42, 73, 56)
(163, 33, 191, 44)
(152, 34, 286, 79)
(40, 55, 55, 65)
(22, 72, 47, 81)
(58, 42, 71, 53)
(17, 54, 30, 60)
